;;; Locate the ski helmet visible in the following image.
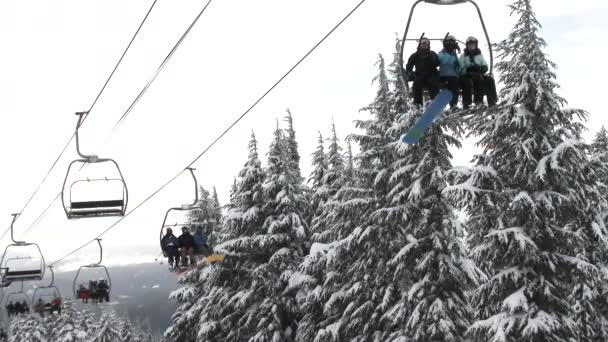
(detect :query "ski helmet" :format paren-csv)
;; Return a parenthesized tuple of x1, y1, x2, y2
(418, 37, 430, 49)
(466, 36, 478, 45)
(443, 35, 457, 49)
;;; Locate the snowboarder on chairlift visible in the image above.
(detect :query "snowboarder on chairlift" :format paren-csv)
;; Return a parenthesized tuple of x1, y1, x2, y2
(459, 36, 489, 109)
(178, 226, 196, 267)
(405, 37, 440, 107)
(161, 228, 181, 269)
(193, 225, 212, 257)
(438, 35, 462, 109)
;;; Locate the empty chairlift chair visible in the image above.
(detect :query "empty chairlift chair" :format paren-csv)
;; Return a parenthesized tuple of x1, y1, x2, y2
(0, 214, 45, 283)
(62, 111, 128, 219)
(398, 0, 494, 93)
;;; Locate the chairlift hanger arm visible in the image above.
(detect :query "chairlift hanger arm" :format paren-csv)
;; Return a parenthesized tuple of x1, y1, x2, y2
(9, 213, 23, 245)
(74, 112, 97, 161)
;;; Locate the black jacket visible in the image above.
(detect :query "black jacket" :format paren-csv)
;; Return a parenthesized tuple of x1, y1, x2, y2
(405, 49, 439, 77)
(161, 233, 179, 251)
(178, 232, 195, 248)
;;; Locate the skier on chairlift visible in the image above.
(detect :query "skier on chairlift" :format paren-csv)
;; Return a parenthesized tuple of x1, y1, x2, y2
(405, 37, 439, 107)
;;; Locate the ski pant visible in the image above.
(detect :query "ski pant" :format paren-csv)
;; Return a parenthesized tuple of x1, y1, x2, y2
(440, 76, 460, 108)
(181, 247, 196, 267)
(166, 247, 180, 268)
(412, 75, 438, 106)
(461, 74, 484, 107)
(195, 244, 213, 257)
(96, 289, 109, 303)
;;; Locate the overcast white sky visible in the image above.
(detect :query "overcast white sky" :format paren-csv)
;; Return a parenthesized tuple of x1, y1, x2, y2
(0, 0, 606, 271)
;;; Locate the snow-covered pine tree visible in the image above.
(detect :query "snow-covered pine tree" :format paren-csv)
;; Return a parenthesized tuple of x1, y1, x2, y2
(295, 54, 407, 341)
(9, 314, 48, 342)
(308, 131, 328, 221)
(168, 125, 309, 341)
(344, 140, 355, 183)
(284, 109, 302, 181)
(228, 177, 238, 210)
(325, 121, 346, 196)
(386, 78, 482, 342)
(187, 185, 222, 246)
(591, 126, 608, 156)
(591, 126, 608, 186)
(443, 0, 608, 340)
(47, 301, 88, 342)
(166, 132, 268, 341)
(89, 312, 124, 342)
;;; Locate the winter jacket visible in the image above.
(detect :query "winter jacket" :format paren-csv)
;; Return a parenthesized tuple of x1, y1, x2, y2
(161, 233, 180, 251)
(193, 231, 208, 248)
(405, 49, 439, 78)
(459, 48, 488, 75)
(438, 49, 461, 77)
(178, 232, 195, 248)
(97, 281, 109, 291)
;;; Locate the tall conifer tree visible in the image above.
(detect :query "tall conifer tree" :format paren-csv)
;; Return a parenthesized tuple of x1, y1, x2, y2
(444, 0, 608, 340)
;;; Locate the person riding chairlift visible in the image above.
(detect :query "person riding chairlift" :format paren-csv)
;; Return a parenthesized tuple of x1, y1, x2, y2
(161, 228, 181, 269)
(178, 227, 196, 267)
(96, 279, 110, 303)
(459, 36, 490, 109)
(405, 37, 440, 107)
(193, 225, 213, 258)
(438, 35, 462, 109)
(77, 284, 90, 304)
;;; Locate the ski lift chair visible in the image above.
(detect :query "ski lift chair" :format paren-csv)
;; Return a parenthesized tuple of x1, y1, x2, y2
(62, 112, 128, 219)
(398, 0, 494, 95)
(0, 214, 45, 283)
(159, 168, 201, 250)
(159, 168, 224, 267)
(72, 239, 111, 301)
(32, 266, 62, 315)
(4, 281, 31, 316)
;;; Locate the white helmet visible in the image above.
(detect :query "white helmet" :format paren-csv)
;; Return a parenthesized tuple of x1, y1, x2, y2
(466, 36, 479, 45)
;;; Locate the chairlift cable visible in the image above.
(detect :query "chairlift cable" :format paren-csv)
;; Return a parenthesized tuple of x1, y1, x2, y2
(111, 0, 214, 132)
(0, 0, 159, 241)
(48, 0, 368, 267)
(19, 0, 214, 234)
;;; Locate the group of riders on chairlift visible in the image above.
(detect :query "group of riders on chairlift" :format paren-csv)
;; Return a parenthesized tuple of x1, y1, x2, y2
(405, 35, 497, 110)
(161, 224, 213, 270)
(76, 279, 110, 304)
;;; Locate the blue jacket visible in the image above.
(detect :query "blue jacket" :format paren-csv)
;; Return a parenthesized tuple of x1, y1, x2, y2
(438, 50, 461, 77)
(193, 231, 208, 247)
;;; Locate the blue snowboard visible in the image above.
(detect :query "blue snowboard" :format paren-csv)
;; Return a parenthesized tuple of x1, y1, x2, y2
(401, 89, 453, 144)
